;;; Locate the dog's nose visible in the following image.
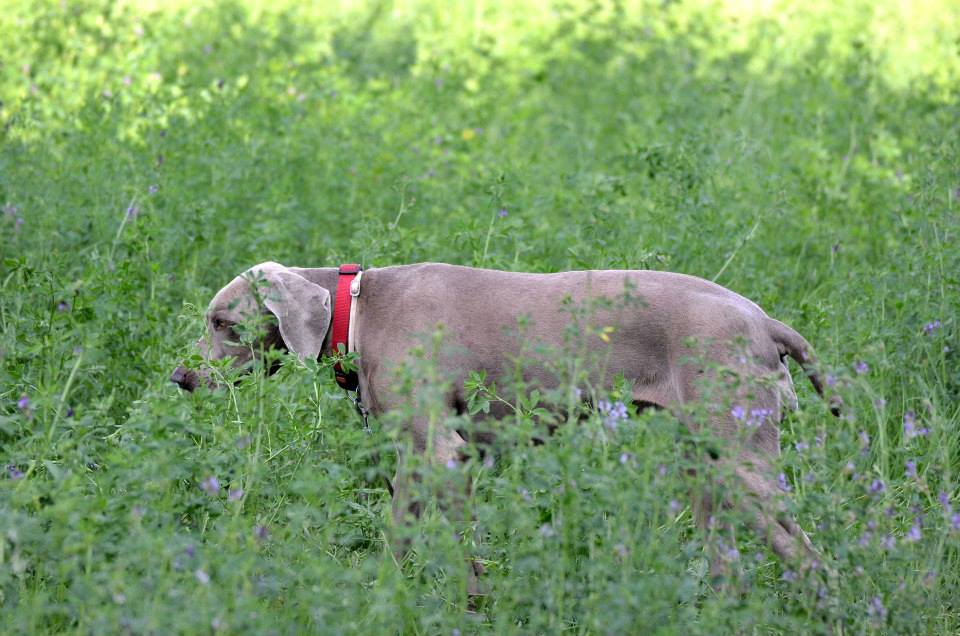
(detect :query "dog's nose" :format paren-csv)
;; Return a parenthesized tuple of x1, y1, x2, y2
(170, 366, 198, 392)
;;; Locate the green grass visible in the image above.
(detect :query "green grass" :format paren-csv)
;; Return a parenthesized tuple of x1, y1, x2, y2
(1, 0, 958, 633)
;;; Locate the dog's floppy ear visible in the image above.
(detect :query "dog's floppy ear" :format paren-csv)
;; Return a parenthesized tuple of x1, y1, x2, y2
(249, 262, 331, 361)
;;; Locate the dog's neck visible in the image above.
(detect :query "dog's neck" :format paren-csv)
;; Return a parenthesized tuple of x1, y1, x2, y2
(288, 267, 341, 357)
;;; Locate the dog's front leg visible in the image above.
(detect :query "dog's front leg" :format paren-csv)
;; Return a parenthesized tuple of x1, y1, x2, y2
(389, 413, 467, 523)
(389, 415, 487, 597)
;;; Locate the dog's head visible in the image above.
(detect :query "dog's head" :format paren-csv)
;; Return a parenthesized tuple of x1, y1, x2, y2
(170, 262, 332, 391)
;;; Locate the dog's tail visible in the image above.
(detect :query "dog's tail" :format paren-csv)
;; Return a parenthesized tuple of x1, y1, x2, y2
(766, 318, 842, 417)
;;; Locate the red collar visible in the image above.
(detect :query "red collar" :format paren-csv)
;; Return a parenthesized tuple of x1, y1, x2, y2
(331, 264, 361, 390)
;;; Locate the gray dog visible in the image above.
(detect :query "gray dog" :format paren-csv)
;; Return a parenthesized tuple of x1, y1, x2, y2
(172, 261, 838, 571)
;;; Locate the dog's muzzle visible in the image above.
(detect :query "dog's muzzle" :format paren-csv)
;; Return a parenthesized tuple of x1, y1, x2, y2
(170, 366, 199, 392)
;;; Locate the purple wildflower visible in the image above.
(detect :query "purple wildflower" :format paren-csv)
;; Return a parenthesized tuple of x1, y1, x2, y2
(538, 523, 555, 538)
(869, 479, 885, 494)
(867, 596, 887, 621)
(200, 475, 220, 495)
(746, 408, 772, 428)
(598, 399, 628, 430)
(126, 204, 139, 220)
(905, 460, 917, 478)
(903, 410, 917, 437)
(497, 207, 508, 218)
(777, 473, 792, 492)
(254, 525, 269, 541)
(148, 184, 159, 195)
(923, 320, 942, 335)
(7, 465, 24, 480)
(619, 451, 632, 465)
(782, 570, 797, 582)
(228, 488, 243, 502)
(66, 406, 74, 418)
(881, 535, 896, 551)
(17, 393, 29, 410)
(730, 405, 746, 420)
(951, 513, 960, 531)
(939, 491, 952, 514)
(57, 301, 70, 312)
(854, 361, 869, 375)
(195, 569, 210, 585)
(906, 523, 922, 542)
(902, 410, 928, 438)
(826, 374, 837, 387)
(445, 458, 458, 470)
(795, 441, 809, 453)
(668, 499, 680, 513)
(859, 430, 871, 449)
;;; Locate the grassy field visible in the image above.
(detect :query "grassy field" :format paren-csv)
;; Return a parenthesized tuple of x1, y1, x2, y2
(1, 0, 959, 633)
